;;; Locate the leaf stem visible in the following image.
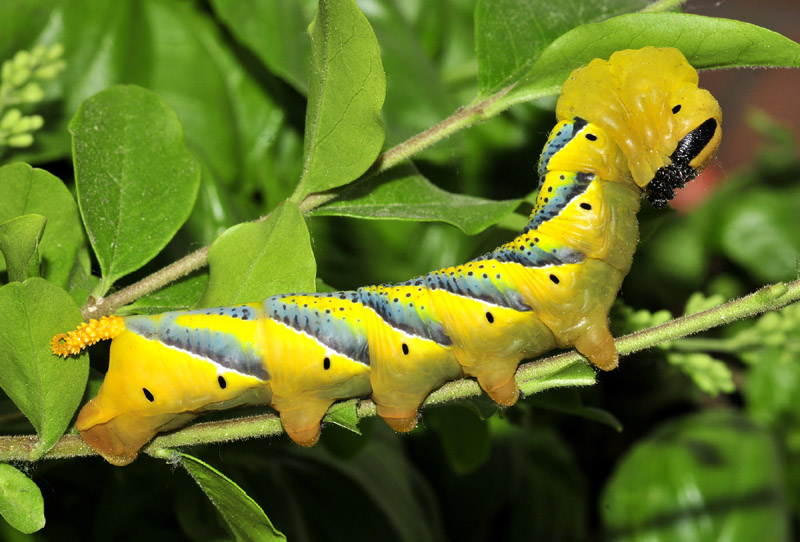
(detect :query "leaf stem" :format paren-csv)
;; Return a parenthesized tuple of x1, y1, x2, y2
(7, 278, 798, 463)
(81, 245, 210, 320)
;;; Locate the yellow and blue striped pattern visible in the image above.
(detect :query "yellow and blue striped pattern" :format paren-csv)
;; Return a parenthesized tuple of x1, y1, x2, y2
(74, 47, 722, 466)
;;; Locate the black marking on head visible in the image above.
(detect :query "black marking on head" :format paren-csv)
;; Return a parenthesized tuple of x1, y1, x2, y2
(674, 118, 718, 166)
(549, 274, 560, 285)
(143, 388, 155, 402)
(323, 357, 331, 370)
(486, 312, 494, 324)
(402, 343, 409, 355)
(580, 202, 592, 211)
(672, 104, 681, 114)
(647, 118, 718, 208)
(218, 375, 227, 389)
(585, 133, 598, 141)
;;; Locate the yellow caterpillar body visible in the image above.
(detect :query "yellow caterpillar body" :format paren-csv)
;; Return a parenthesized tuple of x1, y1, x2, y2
(53, 47, 722, 466)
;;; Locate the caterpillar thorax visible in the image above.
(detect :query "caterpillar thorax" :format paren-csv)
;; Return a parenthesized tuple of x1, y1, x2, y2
(53, 47, 722, 465)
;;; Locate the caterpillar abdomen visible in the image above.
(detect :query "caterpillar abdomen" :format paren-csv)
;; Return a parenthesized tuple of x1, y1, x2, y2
(54, 47, 722, 465)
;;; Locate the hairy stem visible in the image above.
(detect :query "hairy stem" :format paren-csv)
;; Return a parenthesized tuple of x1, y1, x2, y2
(6, 278, 798, 463)
(81, 245, 210, 320)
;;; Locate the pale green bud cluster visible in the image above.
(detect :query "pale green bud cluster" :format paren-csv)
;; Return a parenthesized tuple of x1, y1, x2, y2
(0, 44, 65, 150)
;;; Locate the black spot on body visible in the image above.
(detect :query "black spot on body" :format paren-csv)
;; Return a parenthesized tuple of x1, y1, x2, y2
(486, 312, 494, 324)
(143, 388, 154, 402)
(402, 343, 409, 355)
(323, 357, 331, 370)
(218, 375, 227, 389)
(549, 274, 560, 285)
(672, 104, 681, 114)
(585, 133, 598, 141)
(580, 202, 592, 210)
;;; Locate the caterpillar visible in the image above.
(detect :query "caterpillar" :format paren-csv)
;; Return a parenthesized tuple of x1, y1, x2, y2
(52, 47, 722, 466)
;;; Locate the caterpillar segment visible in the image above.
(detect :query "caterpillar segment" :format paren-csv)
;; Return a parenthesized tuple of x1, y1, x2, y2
(52, 47, 722, 465)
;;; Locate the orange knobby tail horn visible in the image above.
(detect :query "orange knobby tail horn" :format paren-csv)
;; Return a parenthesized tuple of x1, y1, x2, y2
(51, 315, 126, 357)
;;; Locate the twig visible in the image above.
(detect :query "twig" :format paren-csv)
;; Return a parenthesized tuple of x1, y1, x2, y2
(6, 278, 797, 463)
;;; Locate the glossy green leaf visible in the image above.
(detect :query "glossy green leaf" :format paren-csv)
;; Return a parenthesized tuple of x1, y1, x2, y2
(71, 85, 201, 295)
(0, 163, 84, 288)
(293, 0, 386, 199)
(602, 411, 790, 542)
(426, 405, 490, 474)
(476, 0, 648, 96)
(323, 399, 361, 434)
(0, 214, 46, 282)
(0, 278, 87, 458)
(493, 13, 800, 114)
(718, 188, 800, 283)
(210, 0, 315, 93)
(0, 464, 45, 534)
(360, 0, 456, 147)
(200, 202, 316, 307)
(178, 452, 286, 541)
(312, 163, 521, 234)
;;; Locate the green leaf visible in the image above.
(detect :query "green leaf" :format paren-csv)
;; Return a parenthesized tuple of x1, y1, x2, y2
(0, 214, 46, 282)
(119, 271, 209, 315)
(359, 0, 456, 147)
(0, 464, 45, 534)
(293, 0, 386, 200)
(517, 359, 596, 396)
(526, 389, 623, 431)
(426, 405, 490, 474)
(200, 202, 316, 307)
(177, 452, 286, 542)
(0, 163, 84, 288)
(132, 1, 286, 196)
(323, 399, 361, 434)
(70, 85, 201, 295)
(312, 163, 521, 234)
(475, 0, 648, 96)
(601, 410, 790, 542)
(718, 188, 800, 283)
(493, 13, 800, 114)
(221, 432, 443, 540)
(210, 0, 315, 94)
(0, 278, 87, 458)
(506, 425, 590, 541)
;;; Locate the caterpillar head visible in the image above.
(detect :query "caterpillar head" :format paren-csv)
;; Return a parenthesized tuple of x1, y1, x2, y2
(556, 46, 722, 207)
